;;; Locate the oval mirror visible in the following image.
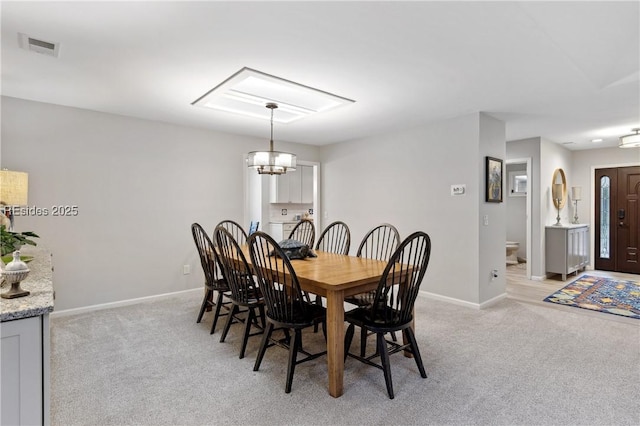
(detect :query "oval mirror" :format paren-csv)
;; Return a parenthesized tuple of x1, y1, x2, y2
(552, 168, 567, 209)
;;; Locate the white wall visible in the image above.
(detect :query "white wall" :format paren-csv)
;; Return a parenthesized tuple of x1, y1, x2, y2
(1, 96, 320, 310)
(320, 112, 506, 306)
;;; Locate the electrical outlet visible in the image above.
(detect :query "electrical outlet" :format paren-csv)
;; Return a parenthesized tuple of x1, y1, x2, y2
(483, 215, 489, 226)
(183, 265, 191, 275)
(323, 211, 328, 219)
(491, 269, 498, 280)
(281, 209, 287, 215)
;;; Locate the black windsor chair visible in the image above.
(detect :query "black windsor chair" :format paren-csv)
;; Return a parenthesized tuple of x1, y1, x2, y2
(287, 219, 315, 247)
(344, 231, 432, 399)
(215, 219, 249, 246)
(310, 220, 351, 329)
(315, 221, 351, 255)
(345, 223, 401, 355)
(248, 231, 327, 393)
(191, 223, 233, 334)
(214, 226, 266, 359)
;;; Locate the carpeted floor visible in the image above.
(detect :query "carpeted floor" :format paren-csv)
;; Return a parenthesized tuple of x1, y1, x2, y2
(50, 292, 640, 425)
(543, 275, 640, 319)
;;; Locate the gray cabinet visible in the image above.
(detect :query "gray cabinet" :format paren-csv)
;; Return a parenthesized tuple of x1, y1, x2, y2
(1, 314, 49, 426)
(270, 166, 313, 204)
(545, 225, 590, 280)
(1, 247, 53, 426)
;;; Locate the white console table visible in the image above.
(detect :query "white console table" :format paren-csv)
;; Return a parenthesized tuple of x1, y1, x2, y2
(545, 225, 590, 281)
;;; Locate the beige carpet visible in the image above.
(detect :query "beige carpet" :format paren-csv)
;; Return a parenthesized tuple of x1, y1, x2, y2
(50, 291, 640, 425)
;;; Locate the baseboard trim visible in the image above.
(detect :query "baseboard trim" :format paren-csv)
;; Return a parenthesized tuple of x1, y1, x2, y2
(419, 290, 508, 310)
(479, 292, 508, 309)
(531, 275, 546, 281)
(50, 288, 202, 318)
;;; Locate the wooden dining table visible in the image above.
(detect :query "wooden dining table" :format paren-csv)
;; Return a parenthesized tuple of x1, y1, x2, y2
(241, 247, 389, 398)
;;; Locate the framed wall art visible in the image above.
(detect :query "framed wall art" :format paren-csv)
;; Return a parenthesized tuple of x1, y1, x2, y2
(486, 156, 503, 203)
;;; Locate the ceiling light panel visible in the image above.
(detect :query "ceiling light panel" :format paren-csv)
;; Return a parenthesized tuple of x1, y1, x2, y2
(192, 67, 354, 123)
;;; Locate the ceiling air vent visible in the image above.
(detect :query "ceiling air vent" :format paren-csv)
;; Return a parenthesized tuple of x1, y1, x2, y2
(18, 33, 59, 57)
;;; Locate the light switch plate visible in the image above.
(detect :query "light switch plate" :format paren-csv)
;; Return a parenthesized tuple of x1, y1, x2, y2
(451, 184, 466, 196)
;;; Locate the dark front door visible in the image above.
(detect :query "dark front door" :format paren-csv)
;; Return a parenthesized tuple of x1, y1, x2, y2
(595, 166, 640, 274)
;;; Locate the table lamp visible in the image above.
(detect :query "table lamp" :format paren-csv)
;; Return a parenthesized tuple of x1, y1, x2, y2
(0, 170, 29, 231)
(552, 183, 563, 226)
(571, 186, 582, 224)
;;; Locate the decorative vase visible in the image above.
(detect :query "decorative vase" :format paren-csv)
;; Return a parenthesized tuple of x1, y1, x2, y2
(1, 250, 30, 299)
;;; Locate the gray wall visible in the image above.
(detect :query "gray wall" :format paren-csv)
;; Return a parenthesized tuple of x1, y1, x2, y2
(320, 112, 506, 306)
(1, 96, 321, 310)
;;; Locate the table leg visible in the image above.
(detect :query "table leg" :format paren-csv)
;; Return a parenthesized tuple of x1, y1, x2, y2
(326, 289, 344, 397)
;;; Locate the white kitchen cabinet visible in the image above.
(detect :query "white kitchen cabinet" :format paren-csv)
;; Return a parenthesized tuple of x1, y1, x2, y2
(269, 222, 297, 241)
(269, 223, 283, 241)
(270, 166, 312, 204)
(545, 225, 590, 280)
(283, 222, 297, 239)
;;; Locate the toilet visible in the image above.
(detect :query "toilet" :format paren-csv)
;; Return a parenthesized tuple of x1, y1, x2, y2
(506, 241, 519, 265)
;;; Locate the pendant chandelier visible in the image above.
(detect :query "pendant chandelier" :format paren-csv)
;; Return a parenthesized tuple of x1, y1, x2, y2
(246, 103, 297, 175)
(619, 128, 640, 148)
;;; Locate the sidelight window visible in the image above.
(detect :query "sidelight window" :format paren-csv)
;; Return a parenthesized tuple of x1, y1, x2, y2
(600, 176, 610, 258)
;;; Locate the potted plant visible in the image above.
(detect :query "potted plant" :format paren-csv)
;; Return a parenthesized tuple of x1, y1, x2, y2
(0, 225, 39, 263)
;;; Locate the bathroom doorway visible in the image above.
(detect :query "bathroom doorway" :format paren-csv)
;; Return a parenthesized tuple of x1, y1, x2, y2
(505, 158, 532, 279)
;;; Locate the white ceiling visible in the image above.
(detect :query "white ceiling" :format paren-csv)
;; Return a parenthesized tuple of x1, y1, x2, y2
(2, 1, 639, 150)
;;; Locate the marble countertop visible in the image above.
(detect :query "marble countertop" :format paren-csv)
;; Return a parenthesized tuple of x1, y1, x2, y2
(270, 218, 314, 224)
(0, 246, 54, 322)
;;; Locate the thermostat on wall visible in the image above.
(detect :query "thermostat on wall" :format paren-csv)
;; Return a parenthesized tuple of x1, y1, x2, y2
(451, 184, 466, 196)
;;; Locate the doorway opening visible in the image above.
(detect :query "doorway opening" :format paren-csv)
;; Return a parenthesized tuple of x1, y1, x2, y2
(505, 158, 532, 279)
(244, 159, 321, 240)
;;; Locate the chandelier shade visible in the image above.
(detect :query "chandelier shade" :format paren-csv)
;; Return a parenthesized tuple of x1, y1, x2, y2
(246, 150, 297, 175)
(247, 103, 297, 175)
(619, 128, 640, 148)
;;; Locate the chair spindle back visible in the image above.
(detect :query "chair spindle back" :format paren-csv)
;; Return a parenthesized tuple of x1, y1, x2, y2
(191, 223, 224, 286)
(315, 221, 351, 255)
(215, 220, 249, 246)
(248, 231, 309, 324)
(214, 226, 259, 305)
(357, 223, 400, 261)
(371, 231, 432, 325)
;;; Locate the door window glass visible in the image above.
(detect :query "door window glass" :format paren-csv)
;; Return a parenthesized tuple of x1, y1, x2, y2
(600, 176, 610, 258)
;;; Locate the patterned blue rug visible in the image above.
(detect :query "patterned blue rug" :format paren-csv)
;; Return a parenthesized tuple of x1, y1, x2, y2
(543, 275, 640, 319)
